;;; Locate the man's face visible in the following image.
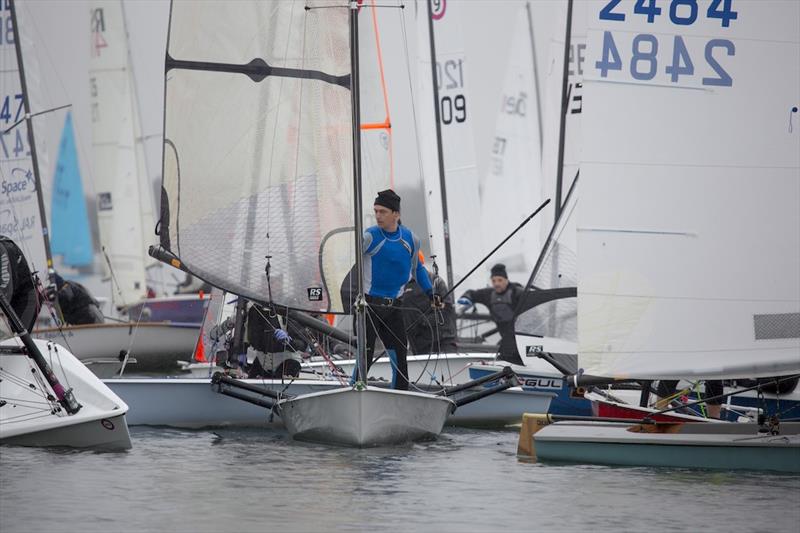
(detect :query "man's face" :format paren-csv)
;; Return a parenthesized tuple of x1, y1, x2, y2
(491, 275, 509, 293)
(374, 205, 400, 230)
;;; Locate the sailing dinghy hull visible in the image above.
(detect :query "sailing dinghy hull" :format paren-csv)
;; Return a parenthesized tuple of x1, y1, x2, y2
(0, 340, 132, 450)
(34, 322, 199, 375)
(105, 377, 552, 429)
(533, 421, 800, 473)
(278, 387, 454, 447)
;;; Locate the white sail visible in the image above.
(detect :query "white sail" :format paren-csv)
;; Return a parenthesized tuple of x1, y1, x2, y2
(415, 0, 482, 288)
(578, 0, 800, 379)
(0, 5, 48, 277)
(515, 180, 578, 343)
(159, 1, 353, 313)
(479, 6, 544, 279)
(539, 1, 586, 240)
(89, 1, 148, 305)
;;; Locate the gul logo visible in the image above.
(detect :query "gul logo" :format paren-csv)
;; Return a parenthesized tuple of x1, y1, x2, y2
(520, 377, 563, 391)
(307, 287, 323, 301)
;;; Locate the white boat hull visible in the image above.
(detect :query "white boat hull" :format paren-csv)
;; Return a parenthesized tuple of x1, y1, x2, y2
(105, 377, 552, 428)
(278, 387, 454, 447)
(34, 322, 200, 375)
(306, 353, 497, 385)
(0, 339, 132, 450)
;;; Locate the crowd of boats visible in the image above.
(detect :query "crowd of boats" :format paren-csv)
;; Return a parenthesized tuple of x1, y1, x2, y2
(1, 0, 799, 473)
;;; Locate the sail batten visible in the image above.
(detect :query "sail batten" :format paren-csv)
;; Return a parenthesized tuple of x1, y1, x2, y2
(165, 56, 351, 88)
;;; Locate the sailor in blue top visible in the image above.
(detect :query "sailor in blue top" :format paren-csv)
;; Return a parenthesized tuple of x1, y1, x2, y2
(361, 189, 439, 390)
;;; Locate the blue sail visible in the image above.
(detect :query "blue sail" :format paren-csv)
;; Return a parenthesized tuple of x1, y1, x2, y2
(50, 112, 93, 267)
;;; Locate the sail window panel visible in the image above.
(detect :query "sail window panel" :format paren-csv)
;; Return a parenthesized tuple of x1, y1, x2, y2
(162, 67, 353, 312)
(168, 1, 350, 77)
(516, 299, 577, 343)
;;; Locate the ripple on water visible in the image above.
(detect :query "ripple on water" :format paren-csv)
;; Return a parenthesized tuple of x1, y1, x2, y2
(1, 427, 798, 533)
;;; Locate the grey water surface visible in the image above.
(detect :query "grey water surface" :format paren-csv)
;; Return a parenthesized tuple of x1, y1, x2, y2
(1, 427, 798, 533)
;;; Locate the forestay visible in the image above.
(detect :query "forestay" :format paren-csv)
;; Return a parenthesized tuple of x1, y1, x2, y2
(159, 1, 353, 313)
(578, 0, 800, 379)
(89, 1, 149, 304)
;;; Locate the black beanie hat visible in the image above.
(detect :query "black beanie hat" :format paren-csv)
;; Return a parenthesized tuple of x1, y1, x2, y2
(374, 189, 401, 212)
(490, 263, 508, 279)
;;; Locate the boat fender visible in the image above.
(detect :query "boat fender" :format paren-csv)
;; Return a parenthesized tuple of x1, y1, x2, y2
(517, 413, 553, 458)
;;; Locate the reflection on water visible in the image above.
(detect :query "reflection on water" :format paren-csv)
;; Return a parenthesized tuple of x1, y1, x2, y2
(1, 427, 798, 533)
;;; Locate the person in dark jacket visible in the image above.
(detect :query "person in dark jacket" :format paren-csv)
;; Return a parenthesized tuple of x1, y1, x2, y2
(245, 304, 308, 378)
(458, 263, 524, 365)
(402, 253, 457, 354)
(53, 273, 104, 325)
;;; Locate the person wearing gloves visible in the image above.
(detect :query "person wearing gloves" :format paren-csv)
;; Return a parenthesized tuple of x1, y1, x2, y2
(458, 264, 525, 365)
(402, 252, 457, 354)
(360, 189, 441, 390)
(245, 303, 306, 378)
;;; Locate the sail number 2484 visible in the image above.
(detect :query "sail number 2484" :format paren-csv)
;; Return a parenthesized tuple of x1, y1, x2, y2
(594, 0, 737, 88)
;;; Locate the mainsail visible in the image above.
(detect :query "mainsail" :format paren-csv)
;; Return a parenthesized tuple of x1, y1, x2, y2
(159, 1, 353, 313)
(578, 0, 800, 379)
(50, 112, 93, 267)
(0, 3, 48, 276)
(539, 0, 586, 234)
(89, 0, 149, 304)
(479, 5, 544, 278)
(415, 0, 482, 289)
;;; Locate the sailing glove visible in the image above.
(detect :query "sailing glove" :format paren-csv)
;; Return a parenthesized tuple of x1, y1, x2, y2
(274, 329, 292, 344)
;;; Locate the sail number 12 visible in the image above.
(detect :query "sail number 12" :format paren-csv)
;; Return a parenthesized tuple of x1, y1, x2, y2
(436, 59, 467, 125)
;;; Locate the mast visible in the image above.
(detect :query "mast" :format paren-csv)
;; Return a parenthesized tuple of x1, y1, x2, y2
(525, 1, 543, 154)
(349, 1, 367, 383)
(425, 0, 454, 289)
(120, 0, 157, 248)
(8, 0, 57, 289)
(553, 0, 573, 223)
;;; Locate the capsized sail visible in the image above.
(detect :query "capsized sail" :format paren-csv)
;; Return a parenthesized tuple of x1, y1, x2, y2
(50, 112, 93, 267)
(89, 1, 149, 305)
(0, 6, 48, 277)
(159, 1, 353, 313)
(578, 0, 800, 380)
